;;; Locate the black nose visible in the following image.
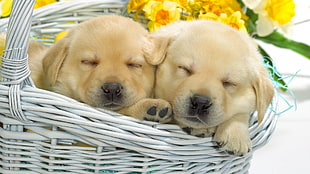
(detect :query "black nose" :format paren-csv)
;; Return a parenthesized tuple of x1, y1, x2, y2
(102, 82, 123, 101)
(188, 94, 212, 116)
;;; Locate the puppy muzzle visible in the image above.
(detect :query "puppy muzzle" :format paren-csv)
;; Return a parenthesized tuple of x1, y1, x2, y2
(184, 94, 213, 124)
(188, 94, 212, 116)
(101, 82, 123, 109)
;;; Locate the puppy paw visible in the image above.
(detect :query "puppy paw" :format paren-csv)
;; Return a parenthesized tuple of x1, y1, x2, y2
(213, 125, 252, 156)
(181, 127, 216, 138)
(143, 99, 173, 123)
(118, 98, 172, 123)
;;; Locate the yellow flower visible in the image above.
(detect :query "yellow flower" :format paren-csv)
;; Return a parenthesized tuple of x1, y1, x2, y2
(178, 0, 188, 8)
(187, 0, 202, 18)
(243, 0, 295, 36)
(128, 0, 249, 32)
(0, 35, 5, 73)
(0, 37, 5, 57)
(55, 30, 68, 42)
(198, 0, 248, 20)
(143, 0, 181, 32)
(1, 0, 12, 17)
(127, 0, 149, 20)
(199, 11, 247, 32)
(264, 0, 295, 25)
(1, 0, 57, 17)
(188, 0, 247, 32)
(127, 0, 149, 12)
(34, 0, 57, 9)
(218, 12, 247, 32)
(197, 12, 218, 20)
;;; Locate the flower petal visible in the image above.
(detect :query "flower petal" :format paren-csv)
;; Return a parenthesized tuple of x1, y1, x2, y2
(242, 0, 261, 9)
(278, 21, 293, 38)
(256, 14, 274, 36)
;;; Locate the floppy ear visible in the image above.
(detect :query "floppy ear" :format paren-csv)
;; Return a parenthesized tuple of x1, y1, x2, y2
(253, 68, 275, 124)
(143, 35, 171, 65)
(42, 37, 70, 88)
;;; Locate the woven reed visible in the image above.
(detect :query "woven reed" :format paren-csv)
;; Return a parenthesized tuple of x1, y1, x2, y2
(0, 0, 278, 173)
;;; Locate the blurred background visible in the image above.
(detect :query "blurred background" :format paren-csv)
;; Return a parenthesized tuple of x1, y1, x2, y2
(249, 0, 310, 173)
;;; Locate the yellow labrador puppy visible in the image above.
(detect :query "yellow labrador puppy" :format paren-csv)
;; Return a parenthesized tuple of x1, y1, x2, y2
(150, 20, 274, 155)
(28, 15, 172, 123)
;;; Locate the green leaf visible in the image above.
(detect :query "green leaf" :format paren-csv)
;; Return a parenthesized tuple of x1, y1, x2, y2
(258, 46, 288, 92)
(255, 31, 310, 59)
(244, 7, 258, 34)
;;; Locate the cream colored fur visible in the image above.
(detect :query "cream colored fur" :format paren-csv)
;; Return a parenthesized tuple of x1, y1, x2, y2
(150, 20, 274, 155)
(28, 15, 172, 123)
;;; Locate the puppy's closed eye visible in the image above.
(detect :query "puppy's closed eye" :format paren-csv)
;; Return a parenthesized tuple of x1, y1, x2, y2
(222, 80, 236, 88)
(81, 59, 99, 67)
(178, 65, 193, 76)
(222, 79, 238, 92)
(127, 62, 142, 69)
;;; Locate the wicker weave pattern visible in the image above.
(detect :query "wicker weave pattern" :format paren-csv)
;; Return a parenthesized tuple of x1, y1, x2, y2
(0, 0, 277, 173)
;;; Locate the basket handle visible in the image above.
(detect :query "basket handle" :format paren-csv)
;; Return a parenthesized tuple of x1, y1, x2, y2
(0, 0, 35, 121)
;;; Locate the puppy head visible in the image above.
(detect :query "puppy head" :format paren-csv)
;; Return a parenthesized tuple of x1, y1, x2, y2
(42, 15, 159, 111)
(152, 20, 274, 128)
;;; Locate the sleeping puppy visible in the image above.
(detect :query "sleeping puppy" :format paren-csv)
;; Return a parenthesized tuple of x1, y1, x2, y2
(28, 15, 172, 123)
(149, 20, 274, 155)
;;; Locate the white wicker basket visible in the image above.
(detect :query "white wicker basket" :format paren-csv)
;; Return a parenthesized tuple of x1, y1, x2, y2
(0, 0, 278, 173)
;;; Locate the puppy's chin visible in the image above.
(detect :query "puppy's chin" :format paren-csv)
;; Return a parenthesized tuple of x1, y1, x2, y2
(174, 112, 218, 129)
(175, 116, 209, 129)
(101, 103, 123, 111)
(81, 98, 123, 110)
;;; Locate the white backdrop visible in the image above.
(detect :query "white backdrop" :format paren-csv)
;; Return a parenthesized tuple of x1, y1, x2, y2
(249, 0, 310, 173)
